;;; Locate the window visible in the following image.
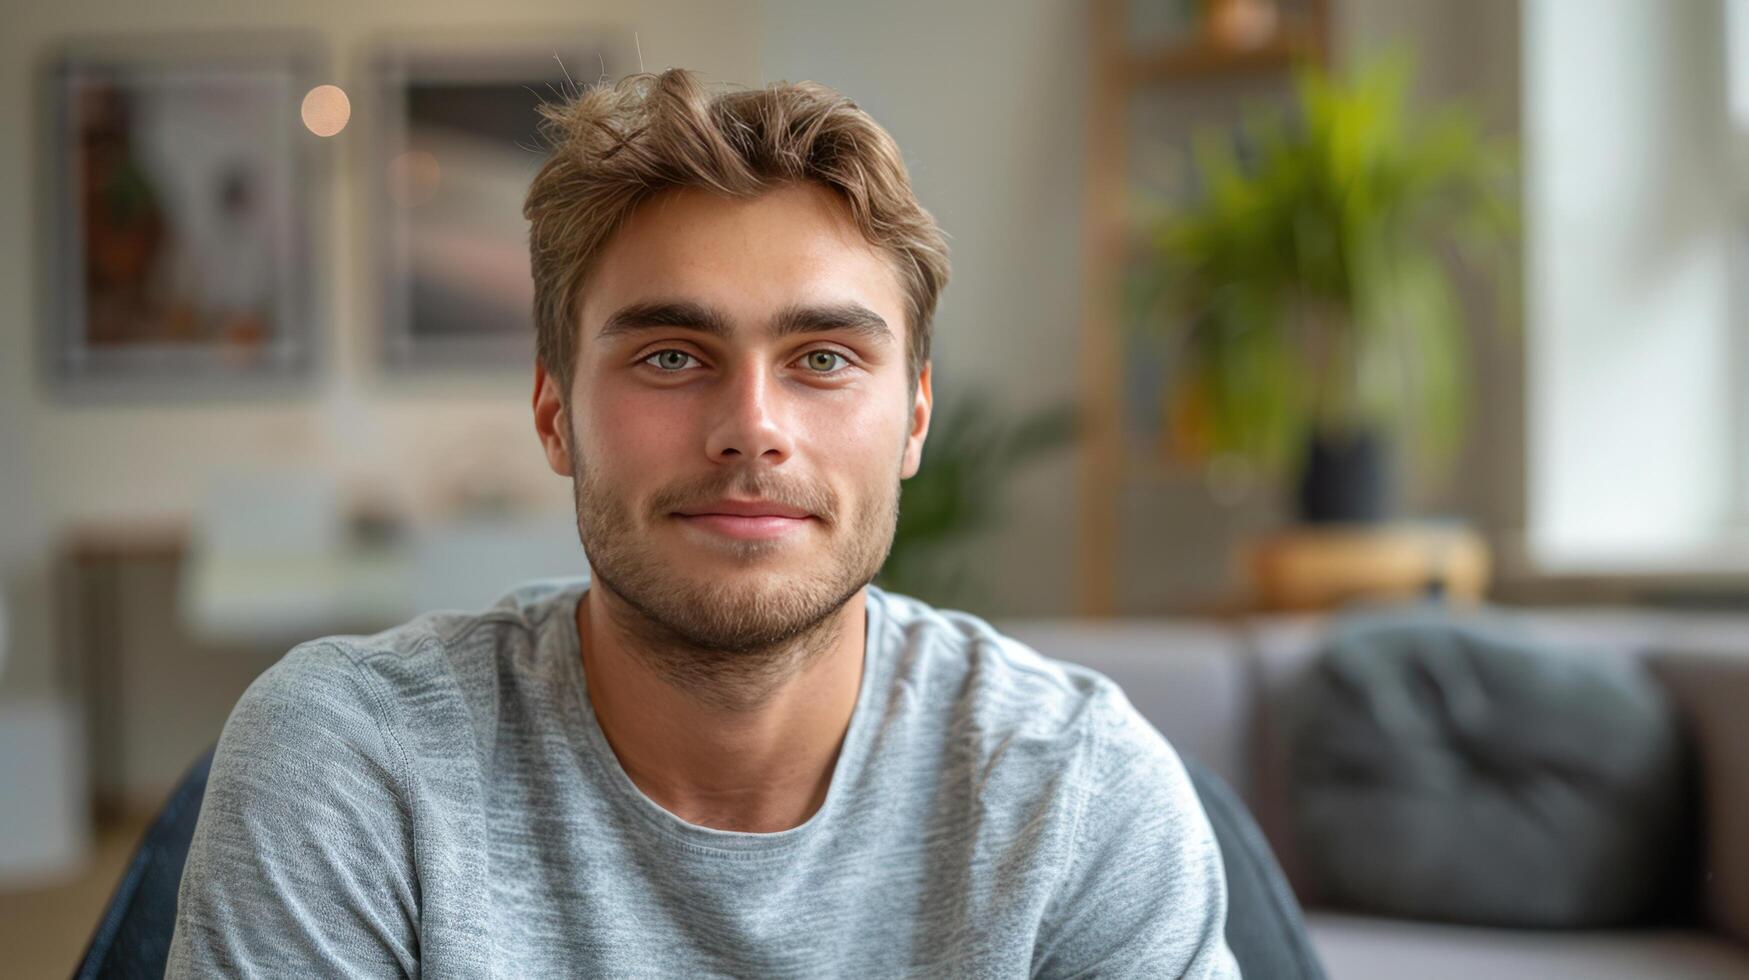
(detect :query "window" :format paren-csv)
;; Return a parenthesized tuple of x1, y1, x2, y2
(1525, 0, 1749, 573)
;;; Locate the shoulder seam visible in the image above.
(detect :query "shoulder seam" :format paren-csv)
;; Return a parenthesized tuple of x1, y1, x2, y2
(310, 639, 425, 898)
(435, 607, 541, 650)
(342, 611, 527, 666)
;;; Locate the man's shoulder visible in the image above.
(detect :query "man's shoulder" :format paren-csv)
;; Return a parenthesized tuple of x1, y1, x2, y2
(226, 577, 586, 765)
(870, 586, 1156, 760)
(323, 575, 581, 668)
(265, 576, 581, 695)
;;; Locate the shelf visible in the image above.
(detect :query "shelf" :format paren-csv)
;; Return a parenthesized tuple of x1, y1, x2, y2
(1244, 523, 1492, 611)
(1123, 32, 1321, 85)
(1077, 0, 1330, 616)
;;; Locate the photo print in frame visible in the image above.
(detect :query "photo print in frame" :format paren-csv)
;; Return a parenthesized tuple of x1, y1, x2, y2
(43, 34, 323, 394)
(371, 34, 624, 369)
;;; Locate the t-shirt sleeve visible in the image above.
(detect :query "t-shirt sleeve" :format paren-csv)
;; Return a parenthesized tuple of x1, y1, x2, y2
(165, 641, 420, 978)
(1032, 686, 1241, 979)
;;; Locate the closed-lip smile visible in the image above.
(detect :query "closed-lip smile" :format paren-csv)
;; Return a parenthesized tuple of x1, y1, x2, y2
(672, 499, 817, 541)
(675, 498, 814, 520)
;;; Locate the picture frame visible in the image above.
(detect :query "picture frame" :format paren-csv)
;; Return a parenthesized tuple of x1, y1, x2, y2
(42, 34, 324, 395)
(370, 34, 624, 370)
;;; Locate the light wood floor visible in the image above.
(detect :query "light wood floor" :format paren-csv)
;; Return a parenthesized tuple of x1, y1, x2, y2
(0, 814, 151, 979)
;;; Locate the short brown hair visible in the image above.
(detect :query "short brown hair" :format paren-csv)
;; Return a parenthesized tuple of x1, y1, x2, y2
(524, 69, 951, 397)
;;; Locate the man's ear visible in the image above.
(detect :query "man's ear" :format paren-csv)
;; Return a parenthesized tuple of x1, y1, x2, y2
(532, 362, 574, 477)
(900, 361, 932, 480)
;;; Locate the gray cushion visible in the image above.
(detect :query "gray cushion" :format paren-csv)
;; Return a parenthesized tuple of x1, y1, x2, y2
(1285, 608, 1693, 927)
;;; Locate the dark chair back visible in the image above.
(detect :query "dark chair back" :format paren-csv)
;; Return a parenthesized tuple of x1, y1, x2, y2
(1185, 755, 1329, 979)
(74, 747, 214, 980)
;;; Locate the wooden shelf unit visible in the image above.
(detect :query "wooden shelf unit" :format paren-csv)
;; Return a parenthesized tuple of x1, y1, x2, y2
(1075, 0, 1329, 616)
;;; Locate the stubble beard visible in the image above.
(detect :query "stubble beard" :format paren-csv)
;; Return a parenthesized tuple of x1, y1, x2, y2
(568, 431, 901, 710)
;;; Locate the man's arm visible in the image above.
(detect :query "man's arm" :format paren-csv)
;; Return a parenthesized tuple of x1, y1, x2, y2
(1032, 687, 1241, 979)
(166, 642, 419, 977)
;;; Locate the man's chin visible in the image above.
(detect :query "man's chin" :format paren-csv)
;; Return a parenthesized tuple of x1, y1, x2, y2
(646, 592, 838, 654)
(659, 567, 822, 610)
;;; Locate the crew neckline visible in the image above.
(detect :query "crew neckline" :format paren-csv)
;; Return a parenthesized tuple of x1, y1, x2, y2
(553, 577, 889, 855)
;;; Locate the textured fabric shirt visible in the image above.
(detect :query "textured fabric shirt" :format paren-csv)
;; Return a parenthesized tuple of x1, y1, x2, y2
(166, 576, 1239, 978)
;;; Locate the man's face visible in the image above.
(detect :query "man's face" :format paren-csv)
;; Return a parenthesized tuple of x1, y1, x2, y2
(535, 182, 932, 652)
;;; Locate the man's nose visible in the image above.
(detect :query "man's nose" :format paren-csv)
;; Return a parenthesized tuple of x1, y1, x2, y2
(704, 361, 795, 465)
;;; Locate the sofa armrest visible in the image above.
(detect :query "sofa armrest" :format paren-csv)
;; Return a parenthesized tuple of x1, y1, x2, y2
(1647, 647, 1749, 944)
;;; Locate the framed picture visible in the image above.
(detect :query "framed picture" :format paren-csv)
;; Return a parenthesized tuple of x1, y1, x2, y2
(43, 35, 322, 393)
(371, 35, 623, 369)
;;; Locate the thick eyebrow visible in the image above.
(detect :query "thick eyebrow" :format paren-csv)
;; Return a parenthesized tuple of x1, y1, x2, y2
(597, 300, 893, 346)
(598, 300, 731, 340)
(772, 302, 894, 346)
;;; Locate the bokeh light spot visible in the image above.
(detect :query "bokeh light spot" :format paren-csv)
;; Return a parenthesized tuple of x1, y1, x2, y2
(301, 84, 351, 138)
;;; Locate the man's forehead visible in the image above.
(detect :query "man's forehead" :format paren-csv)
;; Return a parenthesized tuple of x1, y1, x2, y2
(579, 184, 908, 345)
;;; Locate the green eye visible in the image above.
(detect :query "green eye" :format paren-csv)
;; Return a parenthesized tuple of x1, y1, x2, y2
(804, 350, 847, 373)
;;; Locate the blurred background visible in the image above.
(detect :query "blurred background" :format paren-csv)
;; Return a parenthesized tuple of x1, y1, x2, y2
(5, 0, 1749, 977)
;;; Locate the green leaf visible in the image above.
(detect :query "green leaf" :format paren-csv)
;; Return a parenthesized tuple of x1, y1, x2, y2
(1123, 48, 1517, 483)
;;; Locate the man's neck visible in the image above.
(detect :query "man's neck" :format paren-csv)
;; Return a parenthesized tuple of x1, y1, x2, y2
(576, 585, 868, 833)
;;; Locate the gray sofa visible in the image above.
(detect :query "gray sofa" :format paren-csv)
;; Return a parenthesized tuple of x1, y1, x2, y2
(999, 606, 1749, 979)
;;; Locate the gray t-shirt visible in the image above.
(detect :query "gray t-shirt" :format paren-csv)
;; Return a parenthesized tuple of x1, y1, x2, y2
(166, 577, 1239, 978)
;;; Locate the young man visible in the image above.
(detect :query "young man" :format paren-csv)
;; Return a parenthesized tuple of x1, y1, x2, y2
(168, 69, 1239, 978)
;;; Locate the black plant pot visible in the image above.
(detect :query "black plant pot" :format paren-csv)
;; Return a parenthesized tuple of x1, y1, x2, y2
(1295, 428, 1392, 524)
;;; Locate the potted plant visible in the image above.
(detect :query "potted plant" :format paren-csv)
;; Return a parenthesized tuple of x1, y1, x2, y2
(1128, 53, 1517, 523)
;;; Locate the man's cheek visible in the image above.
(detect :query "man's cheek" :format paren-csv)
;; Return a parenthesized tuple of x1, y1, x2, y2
(588, 394, 674, 455)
